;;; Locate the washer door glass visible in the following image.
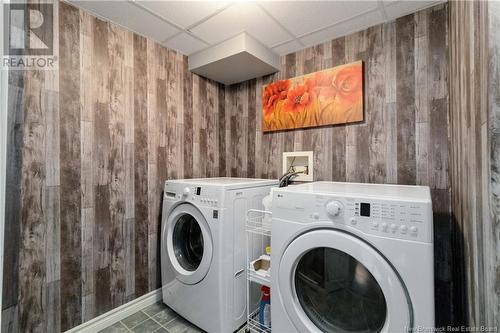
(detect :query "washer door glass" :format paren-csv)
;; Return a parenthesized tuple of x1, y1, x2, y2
(295, 247, 386, 333)
(173, 214, 204, 271)
(164, 203, 213, 285)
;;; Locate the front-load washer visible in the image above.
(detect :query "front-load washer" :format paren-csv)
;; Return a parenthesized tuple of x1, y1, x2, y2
(161, 177, 277, 333)
(271, 181, 434, 333)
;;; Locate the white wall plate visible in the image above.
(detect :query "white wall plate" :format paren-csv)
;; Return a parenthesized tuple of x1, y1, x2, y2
(282, 151, 313, 182)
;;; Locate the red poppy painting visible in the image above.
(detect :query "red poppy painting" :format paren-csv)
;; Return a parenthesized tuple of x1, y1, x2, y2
(262, 60, 364, 132)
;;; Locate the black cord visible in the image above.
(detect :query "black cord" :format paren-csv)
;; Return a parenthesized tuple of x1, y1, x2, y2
(279, 157, 298, 187)
(279, 171, 291, 184)
(280, 171, 302, 187)
(286, 172, 301, 186)
(279, 172, 292, 187)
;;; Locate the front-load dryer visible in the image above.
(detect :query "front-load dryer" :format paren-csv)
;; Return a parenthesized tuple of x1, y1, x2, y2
(271, 182, 434, 333)
(161, 178, 277, 333)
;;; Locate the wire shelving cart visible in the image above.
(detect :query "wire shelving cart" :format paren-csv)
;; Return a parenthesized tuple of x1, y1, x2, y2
(245, 209, 272, 333)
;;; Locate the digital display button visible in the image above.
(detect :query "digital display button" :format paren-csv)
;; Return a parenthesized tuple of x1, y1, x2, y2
(196, 187, 201, 195)
(360, 202, 371, 217)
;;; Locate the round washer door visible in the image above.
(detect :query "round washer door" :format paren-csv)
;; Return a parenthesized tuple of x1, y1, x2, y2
(278, 229, 411, 333)
(165, 203, 213, 285)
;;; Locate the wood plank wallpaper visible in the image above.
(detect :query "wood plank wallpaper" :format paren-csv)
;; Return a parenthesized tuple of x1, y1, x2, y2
(488, 3, 500, 327)
(222, 4, 449, 193)
(450, 0, 500, 327)
(2, 2, 226, 332)
(2, 1, 462, 332)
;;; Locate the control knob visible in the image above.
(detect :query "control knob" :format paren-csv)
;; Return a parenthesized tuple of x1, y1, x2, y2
(182, 187, 190, 197)
(326, 201, 342, 217)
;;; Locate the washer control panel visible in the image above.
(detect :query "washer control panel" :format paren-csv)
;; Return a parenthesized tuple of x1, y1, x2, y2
(273, 192, 432, 243)
(164, 183, 221, 207)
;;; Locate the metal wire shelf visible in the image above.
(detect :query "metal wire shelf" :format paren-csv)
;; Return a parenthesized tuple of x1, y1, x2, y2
(246, 209, 272, 236)
(246, 309, 271, 333)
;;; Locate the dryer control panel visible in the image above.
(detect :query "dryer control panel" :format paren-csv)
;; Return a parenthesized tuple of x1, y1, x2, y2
(273, 191, 433, 243)
(344, 197, 430, 241)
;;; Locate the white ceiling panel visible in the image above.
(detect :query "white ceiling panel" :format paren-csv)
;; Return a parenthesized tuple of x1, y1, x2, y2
(189, 2, 291, 47)
(136, 1, 228, 29)
(384, 0, 443, 20)
(272, 40, 303, 56)
(163, 33, 208, 55)
(299, 10, 385, 48)
(259, 1, 379, 37)
(71, 1, 179, 42)
(70, 0, 447, 60)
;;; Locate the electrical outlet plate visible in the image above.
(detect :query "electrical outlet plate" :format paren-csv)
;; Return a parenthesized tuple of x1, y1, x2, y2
(282, 151, 313, 182)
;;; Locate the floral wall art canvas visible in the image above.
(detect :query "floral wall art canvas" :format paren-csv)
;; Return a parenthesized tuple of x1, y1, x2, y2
(262, 60, 364, 132)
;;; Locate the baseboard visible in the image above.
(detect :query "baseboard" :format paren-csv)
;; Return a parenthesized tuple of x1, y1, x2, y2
(65, 288, 162, 333)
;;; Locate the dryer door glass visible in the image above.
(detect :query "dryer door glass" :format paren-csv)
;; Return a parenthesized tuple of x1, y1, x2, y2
(294, 247, 387, 333)
(172, 214, 204, 271)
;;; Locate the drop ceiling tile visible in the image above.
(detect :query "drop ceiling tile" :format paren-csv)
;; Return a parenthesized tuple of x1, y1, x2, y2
(384, 0, 443, 20)
(189, 2, 290, 47)
(71, 1, 179, 42)
(299, 10, 385, 48)
(259, 1, 379, 37)
(163, 33, 208, 55)
(136, 1, 228, 29)
(272, 40, 303, 56)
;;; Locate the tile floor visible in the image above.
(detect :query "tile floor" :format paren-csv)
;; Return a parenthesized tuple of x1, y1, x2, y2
(98, 302, 205, 333)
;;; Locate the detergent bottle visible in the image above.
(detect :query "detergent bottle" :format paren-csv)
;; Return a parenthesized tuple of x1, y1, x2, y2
(259, 286, 271, 330)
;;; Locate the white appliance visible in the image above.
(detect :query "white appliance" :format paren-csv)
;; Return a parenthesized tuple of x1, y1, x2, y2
(271, 182, 434, 333)
(161, 177, 277, 333)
